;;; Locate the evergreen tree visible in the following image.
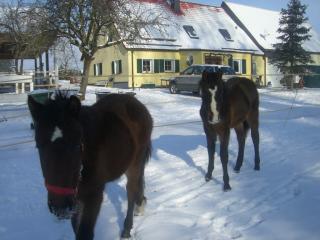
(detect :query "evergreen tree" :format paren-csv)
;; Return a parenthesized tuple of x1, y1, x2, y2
(270, 0, 313, 74)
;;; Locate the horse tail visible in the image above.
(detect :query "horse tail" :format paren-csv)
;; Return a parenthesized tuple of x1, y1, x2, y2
(143, 141, 152, 166)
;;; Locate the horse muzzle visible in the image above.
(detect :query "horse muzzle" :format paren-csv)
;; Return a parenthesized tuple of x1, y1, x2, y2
(47, 190, 77, 219)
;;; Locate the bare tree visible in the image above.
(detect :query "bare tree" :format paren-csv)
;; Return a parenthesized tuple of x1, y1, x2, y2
(36, 0, 169, 99)
(0, 0, 29, 74)
(0, 0, 56, 74)
(55, 39, 82, 79)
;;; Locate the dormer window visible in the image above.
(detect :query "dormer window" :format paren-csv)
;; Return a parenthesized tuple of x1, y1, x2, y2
(219, 29, 233, 41)
(183, 25, 199, 39)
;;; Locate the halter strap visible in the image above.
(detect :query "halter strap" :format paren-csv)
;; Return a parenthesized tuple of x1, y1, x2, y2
(45, 182, 77, 196)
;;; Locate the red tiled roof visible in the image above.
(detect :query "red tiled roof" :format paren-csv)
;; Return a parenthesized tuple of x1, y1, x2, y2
(135, 0, 223, 15)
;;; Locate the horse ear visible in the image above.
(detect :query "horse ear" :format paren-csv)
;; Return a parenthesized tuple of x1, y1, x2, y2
(68, 95, 81, 117)
(28, 95, 43, 121)
(202, 70, 209, 81)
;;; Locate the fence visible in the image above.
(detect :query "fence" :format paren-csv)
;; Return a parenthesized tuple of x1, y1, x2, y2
(1, 86, 320, 150)
(88, 72, 320, 89)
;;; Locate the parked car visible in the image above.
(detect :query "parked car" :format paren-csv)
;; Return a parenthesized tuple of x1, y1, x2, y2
(169, 64, 236, 95)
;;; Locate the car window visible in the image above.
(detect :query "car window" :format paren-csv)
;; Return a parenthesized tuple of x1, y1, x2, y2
(204, 66, 217, 73)
(193, 66, 204, 75)
(220, 66, 236, 75)
(182, 67, 194, 75)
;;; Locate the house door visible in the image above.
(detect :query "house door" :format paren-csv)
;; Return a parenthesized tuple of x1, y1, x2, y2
(204, 55, 222, 65)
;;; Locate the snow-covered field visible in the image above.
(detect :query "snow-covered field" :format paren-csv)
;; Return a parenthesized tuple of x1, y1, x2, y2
(1, 85, 320, 240)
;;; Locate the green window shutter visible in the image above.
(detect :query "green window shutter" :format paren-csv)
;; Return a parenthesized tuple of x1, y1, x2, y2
(154, 59, 160, 73)
(94, 64, 96, 76)
(175, 60, 180, 73)
(99, 63, 102, 75)
(159, 59, 164, 73)
(111, 61, 114, 74)
(228, 56, 233, 67)
(242, 59, 247, 74)
(119, 60, 122, 74)
(137, 59, 142, 73)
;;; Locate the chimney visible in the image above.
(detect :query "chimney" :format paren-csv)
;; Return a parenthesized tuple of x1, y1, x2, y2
(174, 0, 180, 13)
(168, 0, 180, 13)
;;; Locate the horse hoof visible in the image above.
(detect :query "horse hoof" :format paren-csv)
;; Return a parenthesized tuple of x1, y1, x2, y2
(234, 167, 240, 173)
(223, 184, 231, 191)
(134, 197, 147, 216)
(205, 176, 212, 182)
(121, 230, 131, 239)
(205, 173, 212, 182)
(254, 165, 260, 171)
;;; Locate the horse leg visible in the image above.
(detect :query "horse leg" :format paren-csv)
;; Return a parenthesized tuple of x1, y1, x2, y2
(249, 112, 260, 170)
(204, 128, 217, 182)
(122, 168, 141, 238)
(219, 129, 231, 191)
(134, 170, 147, 216)
(234, 122, 249, 173)
(75, 184, 104, 240)
(134, 146, 150, 216)
(251, 125, 260, 170)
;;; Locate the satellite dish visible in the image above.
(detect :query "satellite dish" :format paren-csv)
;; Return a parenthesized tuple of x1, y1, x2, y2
(186, 55, 193, 66)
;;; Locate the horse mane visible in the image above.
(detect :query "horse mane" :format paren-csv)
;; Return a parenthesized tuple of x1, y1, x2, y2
(39, 90, 81, 122)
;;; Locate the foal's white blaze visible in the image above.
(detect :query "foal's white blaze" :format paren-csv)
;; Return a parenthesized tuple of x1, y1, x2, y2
(51, 126, 63, 142)
(209, 88, 220, 124)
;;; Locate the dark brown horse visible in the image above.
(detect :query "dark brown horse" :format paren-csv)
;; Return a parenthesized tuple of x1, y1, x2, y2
(199, 71, 260, 191)
(28, 92, 153, 239)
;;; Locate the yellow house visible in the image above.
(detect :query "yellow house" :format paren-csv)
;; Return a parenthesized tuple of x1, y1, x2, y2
(89, 0, 264, 88)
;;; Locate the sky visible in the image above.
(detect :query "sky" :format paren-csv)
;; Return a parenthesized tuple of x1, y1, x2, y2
(188, 0, 320, 33)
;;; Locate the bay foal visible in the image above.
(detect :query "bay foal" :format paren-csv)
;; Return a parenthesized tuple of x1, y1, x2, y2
(199, 71, 260, 191)
(28, 92, 152, 239)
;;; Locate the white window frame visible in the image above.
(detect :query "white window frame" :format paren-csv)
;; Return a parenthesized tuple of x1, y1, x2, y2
(164, 59, 175, 72)
(112, 60, 121, 75)
(233, 59, 242, 74)
(142, 59, 153, 73)
(94, 63, 102, 76)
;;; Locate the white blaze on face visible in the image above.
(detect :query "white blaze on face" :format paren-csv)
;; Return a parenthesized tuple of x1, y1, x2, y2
(51, 126, 63, 142)
(209, 88, 220, 124)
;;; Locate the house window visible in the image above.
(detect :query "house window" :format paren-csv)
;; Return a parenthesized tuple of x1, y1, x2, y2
(111, 60, 122, 74)
(252, 63, 257, 75)
(183, 25, 199, 39)
(233, 59, 247, 74)
(233, 60, 241, 74)
(219, 29, 233, 41)
(164, 60, 174, 72)
(142, 59, 153, 73)
(94, 63, 102, 76)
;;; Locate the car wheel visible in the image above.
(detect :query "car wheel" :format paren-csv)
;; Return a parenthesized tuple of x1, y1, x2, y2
(169, 82, 178, 94)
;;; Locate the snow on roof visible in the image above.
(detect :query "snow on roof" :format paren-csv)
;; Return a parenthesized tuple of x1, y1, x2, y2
(124, 0, 263, 54)
(224, 1, 320, 53)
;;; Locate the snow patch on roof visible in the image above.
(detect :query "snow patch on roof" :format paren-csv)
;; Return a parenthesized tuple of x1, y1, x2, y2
(125, 1, 263, 54)
(225, 2, 320, 52)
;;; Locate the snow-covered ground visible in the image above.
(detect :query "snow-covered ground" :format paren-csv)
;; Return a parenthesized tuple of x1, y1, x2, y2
(1, 85, 320, 240)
